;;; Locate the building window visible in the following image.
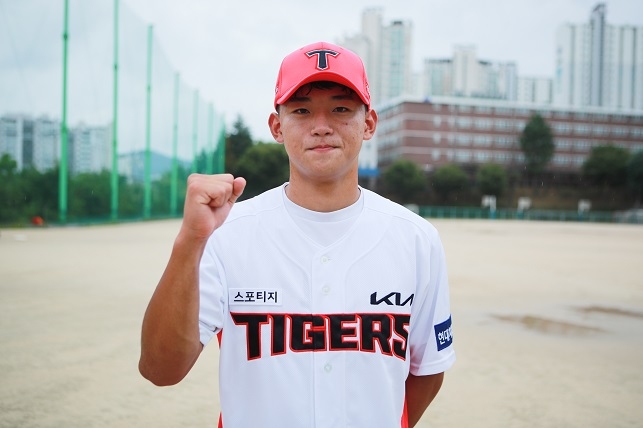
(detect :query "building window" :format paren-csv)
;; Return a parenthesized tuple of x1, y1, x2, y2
(574, 140, 591, 151)
(495, 136, 514, 147)
(493, 152, 511, 163)
(592, 126, 608, 136)
(473, 135, 492, 146)
(474, 106, 492, 114)
(475, 151, 491, 162)
(457, 118, 472, 129)
(574, 124, 591, 135)
(494, 120, 511, 130)
(474, 119, 492, 130)
(552, 122, 572, 134)
(611, 127, 628, 137)
(455, 150, 471, 161)
(553, 155, 571, 165)
(456, 134, 471, 145)
(433, 133, 441, 144)
(494, 107, 512, 115)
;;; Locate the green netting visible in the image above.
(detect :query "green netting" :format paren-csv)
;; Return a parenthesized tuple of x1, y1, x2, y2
(0, 0, 225, 224)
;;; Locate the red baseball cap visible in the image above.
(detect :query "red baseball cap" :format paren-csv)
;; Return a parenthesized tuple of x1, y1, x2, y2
(274, 41, 371, 109)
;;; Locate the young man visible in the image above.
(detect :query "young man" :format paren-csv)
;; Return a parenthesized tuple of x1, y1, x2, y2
(139, 41, 455, 427)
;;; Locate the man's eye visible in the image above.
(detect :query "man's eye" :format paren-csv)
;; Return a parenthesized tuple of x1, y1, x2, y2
(333, 107, 350, 113)
(293, 108, 309, 114)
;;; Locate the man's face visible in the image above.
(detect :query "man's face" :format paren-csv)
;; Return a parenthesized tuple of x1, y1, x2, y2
(268, 84, 377, 184)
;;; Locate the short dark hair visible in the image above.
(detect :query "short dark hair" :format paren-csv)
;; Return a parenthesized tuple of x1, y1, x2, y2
(276, 81, 367, 113)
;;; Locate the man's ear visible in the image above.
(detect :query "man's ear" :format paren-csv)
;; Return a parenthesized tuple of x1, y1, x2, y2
(363, 109, 378, 141)
(268, 112, 284, 143)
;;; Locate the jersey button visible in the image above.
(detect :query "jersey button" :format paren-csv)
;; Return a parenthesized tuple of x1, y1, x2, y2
(320, 256, 330, 264)
(322, 285, 331, 295)
(324, 363, 332, 373)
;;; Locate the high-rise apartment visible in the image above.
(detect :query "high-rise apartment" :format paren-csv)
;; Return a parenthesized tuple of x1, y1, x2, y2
(0, 115, 59, 171)
(554, 3, 643, 110)
(421, 46, 518, 101)
(379, 20, 414, 102)
(68, 124, 111, 175)
(517, 77, 553, 104)
(339, 9, 414, 177)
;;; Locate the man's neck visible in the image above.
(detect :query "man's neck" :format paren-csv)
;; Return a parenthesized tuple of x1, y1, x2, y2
(285, 178, 360, 212)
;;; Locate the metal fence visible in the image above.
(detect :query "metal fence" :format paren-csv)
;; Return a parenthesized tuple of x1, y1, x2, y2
(418, 206, 643, 224)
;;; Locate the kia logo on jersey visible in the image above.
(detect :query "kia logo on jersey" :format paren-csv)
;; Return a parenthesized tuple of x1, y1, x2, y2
(306, 48, 339, 70)
(370, 292, 414, 307)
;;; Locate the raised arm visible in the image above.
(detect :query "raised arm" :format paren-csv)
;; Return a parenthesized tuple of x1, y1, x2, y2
(138, 173, 246, 386)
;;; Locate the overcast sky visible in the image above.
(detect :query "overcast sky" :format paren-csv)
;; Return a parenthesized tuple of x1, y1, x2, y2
(1, 0, 642, 152)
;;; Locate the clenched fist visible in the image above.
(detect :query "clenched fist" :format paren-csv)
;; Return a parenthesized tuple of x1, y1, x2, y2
(179, 173, 246, 242)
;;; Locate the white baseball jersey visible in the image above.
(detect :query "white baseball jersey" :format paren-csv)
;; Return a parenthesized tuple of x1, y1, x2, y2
(199, 184, 455, 428)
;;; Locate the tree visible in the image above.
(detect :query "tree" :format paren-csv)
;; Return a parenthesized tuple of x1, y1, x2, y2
(68, 171, 112, 218)
(431, 164, 468, 203)
(0, 154, 20, 223)
(235, 142, 289, 198)
(225, 115, 254, 172)
(582, 144, 630, 188)
(19, 166, 58, 221)
(0, 153, 17, 176)
(382, 159, 427, 204)
(519, 113, 555, 176)
(476, 164, 507, 197)
(626, 150, 643, 205)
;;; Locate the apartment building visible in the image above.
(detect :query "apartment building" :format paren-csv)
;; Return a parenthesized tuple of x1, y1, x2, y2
(554, 3, 643, 110)
(0, 115, 58, 171)
(376, 96, 643, 173)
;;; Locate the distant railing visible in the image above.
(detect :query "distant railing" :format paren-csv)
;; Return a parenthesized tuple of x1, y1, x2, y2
(419, 206, 643, 224)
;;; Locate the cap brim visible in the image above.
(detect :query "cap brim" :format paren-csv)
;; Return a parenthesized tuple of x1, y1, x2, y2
(274, 71, 369, 108)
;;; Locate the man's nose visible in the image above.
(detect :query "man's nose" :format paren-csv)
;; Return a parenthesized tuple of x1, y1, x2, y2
(310, 112, 333, 136)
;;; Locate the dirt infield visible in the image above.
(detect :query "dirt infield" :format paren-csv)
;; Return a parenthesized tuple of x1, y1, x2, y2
(1, 219, 642, 427)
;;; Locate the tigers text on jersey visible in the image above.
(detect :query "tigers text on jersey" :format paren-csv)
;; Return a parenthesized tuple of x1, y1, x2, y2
(198, 185, 455, 427)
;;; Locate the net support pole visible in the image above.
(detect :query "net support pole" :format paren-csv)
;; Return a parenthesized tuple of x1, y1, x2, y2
(206, 103, 214, 174)
(110, 0, 120, 221)
(170, 73, 179, 217)
(191, 90, 199, 173)
(59, 0, 69, 223)
(143, 24, 153, 219)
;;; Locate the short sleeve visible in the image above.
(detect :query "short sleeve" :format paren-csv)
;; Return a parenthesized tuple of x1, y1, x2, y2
(408, 230, 456, 376)
(198, 242, 226, 346)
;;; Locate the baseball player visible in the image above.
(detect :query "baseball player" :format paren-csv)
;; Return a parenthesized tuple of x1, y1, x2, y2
(139, 41, 455, 427)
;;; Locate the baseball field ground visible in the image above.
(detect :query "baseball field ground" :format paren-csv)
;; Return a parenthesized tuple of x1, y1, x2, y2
(1, 219, 641, 427)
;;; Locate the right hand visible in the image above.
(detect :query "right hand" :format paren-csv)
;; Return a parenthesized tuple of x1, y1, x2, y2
(179, 173, 246, 242)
